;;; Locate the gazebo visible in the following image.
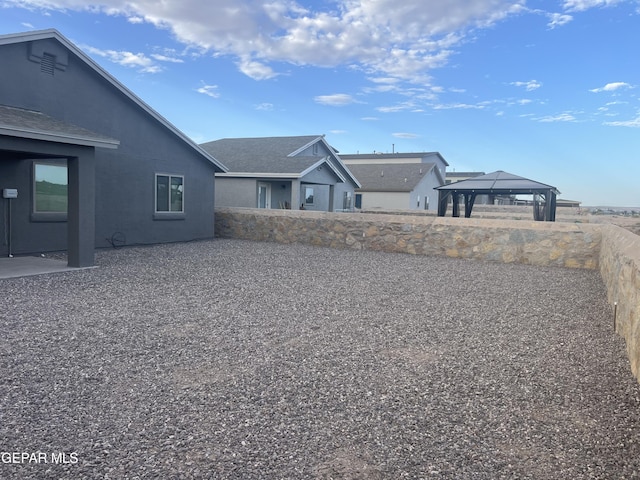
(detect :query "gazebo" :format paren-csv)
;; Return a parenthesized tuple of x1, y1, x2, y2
(436, 171, 560, 221)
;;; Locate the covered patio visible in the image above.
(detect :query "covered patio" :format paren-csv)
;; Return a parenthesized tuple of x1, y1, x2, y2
(0, 106, 119, 267)
(436, 170, 560, 221)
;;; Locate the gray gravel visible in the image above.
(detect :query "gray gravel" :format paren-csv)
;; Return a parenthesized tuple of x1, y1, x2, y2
(1, 238, 639, 479)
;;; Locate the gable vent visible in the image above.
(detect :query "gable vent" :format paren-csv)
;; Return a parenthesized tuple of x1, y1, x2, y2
(40, 53, 56, 75)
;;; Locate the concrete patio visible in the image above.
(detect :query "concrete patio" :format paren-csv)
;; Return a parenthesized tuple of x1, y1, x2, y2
(0, 255, 95, 279)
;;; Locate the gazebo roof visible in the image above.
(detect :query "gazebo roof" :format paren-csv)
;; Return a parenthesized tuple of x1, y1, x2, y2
(436, 170, 560, 195)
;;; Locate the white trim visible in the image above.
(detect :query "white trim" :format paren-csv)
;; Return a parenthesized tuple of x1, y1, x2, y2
(316, 137, 362, 188)
(299, 157, 347, 183)
(216, 172, 301, 179)
(304, 186, 315, 205)
(0, 126, 119, 149)
(288, 136, 323, 157)
(155, 173, 185, 213)
(257, 182, 271, 209)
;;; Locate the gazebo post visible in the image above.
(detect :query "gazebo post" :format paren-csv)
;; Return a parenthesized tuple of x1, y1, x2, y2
(452, 193, 460, 217)
(437, 191, 449, 217)
(464, 193, 476, 218)
(546, 190, 557, 221)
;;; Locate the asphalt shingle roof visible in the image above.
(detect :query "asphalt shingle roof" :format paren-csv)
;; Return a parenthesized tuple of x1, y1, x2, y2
(200, 136, 323, 174)
(0, 104, 119, 148)
(340, 151, 449, 166)
(348, 163, 436, 192)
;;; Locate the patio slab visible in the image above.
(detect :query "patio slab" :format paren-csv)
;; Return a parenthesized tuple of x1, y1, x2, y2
(0, 255, 94, 279)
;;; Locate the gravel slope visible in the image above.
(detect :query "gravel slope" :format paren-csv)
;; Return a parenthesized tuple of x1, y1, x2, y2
(1, 239, 639, 479)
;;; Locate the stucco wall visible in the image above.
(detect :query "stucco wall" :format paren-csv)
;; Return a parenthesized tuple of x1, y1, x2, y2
(215, 178, 257, 208)
(0, 36, 219, 256)
(215, 207, 640, 383)
(360, 192, 410, 211)
(409, 172, 439, 211)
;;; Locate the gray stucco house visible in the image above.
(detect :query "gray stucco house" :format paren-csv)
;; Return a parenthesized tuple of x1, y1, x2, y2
(346, 162, 444, 211)
(200, 136, 360, 212)
(340, 152, 448, 211)
(0, 29, 227, 267)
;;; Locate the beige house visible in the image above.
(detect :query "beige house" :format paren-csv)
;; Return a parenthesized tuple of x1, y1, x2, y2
(340, 152, 448, 211)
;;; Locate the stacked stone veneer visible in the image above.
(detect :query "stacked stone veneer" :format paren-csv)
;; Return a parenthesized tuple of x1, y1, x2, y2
(214, 208, 640, 382)
(599, 225, 640, 380)
(215, 208, 601, 268)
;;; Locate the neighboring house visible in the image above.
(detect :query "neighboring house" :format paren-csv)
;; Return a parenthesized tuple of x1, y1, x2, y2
(446, 171, 491, 205)
(446, 171, 485, 184)
(340, 152, 448, 211)
(0, 29, 227, 267)
(346, 163, 443, 211)
(200, 136, 360, 212)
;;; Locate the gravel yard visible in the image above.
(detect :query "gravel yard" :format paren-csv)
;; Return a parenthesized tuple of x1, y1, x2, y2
(1, 238, 639, 479)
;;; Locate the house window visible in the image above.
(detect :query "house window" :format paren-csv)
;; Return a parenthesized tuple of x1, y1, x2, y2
(343, 191, 353, 210)
(304, 187, 314, 205)
(312, 143, 319, 155)
(34, 163, 67, 213)
(156, 174, 184, 213)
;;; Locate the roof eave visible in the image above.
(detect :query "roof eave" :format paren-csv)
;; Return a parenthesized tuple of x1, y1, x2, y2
(435, 187, 561, 195)
(0, 126, 120, 149)
(216, 172, 301, 179)
(288, 136, 323, 157)
(317, 137, 362, 187)
(300, 157, 347, 183)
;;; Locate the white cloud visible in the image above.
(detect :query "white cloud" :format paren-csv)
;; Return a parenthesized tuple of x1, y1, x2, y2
(82, 44, 162, 73)
(255, 102, 274, 111)
(368, 77, 401, 85)
(589, 82, 632, 93)
(547, 12, 573, 28)
(361, 117, 379, 121)
(196, 84, 220, 98)
(151, 53, 183, 63)
(562, 0, 625, 12)
(510, 80, 542, 91)
(6, 0, 529, 82)
(537, 113, 576, 122)
(604, 116, 640, 127)
(7, 0, 633, 89)
(432, 102, 485, 110)
(392, 132, 420, 139)
(376, 102, 417, 113)
(236, 58, 278, 80)
(314, 93, 358, 106)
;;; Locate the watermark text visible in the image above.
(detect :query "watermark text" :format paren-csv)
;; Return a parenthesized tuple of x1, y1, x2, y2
(1, 452, 78, 465)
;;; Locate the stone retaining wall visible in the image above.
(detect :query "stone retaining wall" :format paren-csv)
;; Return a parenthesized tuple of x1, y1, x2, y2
(215, 208, 601, 268)
(599, 225, 640, 380)
(214, 207, 640, 382)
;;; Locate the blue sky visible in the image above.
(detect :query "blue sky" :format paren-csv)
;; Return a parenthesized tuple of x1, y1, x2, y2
(1, 0, 639, 207)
